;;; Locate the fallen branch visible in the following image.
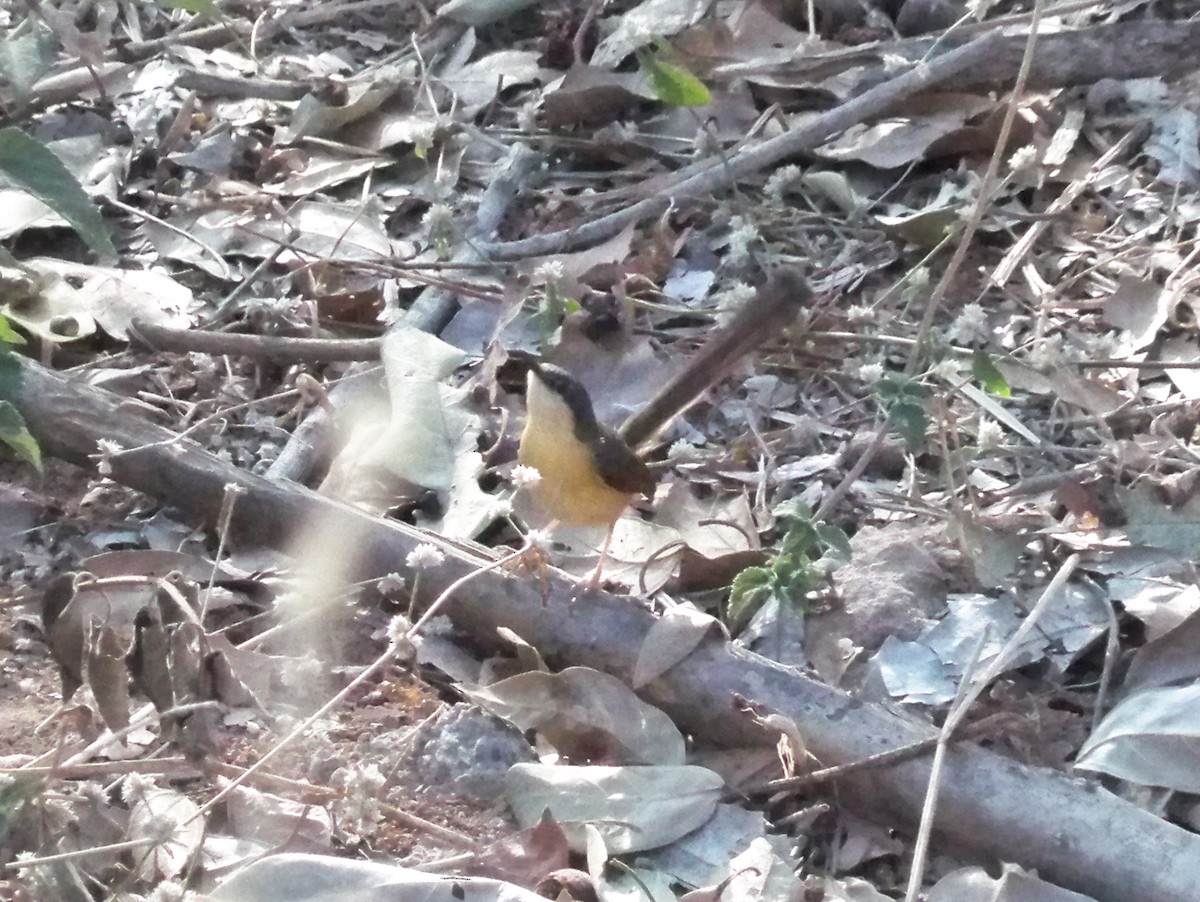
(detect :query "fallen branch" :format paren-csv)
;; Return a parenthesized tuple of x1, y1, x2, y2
(5, 354, 1200, 902)
(129, 322, 382, 363)
(480, 31, 1002, 259)
(859, 18, 1200, 91)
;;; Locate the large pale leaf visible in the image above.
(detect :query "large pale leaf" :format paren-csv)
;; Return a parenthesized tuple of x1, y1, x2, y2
(466, 666, 685, 765)
(127, 785, 204, 882)
(211, 852, 549, 902)
(505, 763, 723, 853)
(632, 604, 714, 689)
(374, 328, 470, 491)
(1076, 683, 1200, 791)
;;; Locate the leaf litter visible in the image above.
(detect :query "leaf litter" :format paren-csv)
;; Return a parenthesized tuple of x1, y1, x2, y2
(1, 1, 1200, 901)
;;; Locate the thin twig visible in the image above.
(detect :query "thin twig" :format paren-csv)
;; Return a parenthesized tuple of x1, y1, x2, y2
(904, 552, 1080, 901)
(129, 321, 382, 363)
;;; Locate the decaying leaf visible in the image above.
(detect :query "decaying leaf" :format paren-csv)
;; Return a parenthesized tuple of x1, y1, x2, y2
(466, 666, 685, 765)
(505, 763, 724, 853)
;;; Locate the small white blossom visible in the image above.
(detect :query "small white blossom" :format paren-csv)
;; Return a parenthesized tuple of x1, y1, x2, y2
(489, 497, 514, 519)
(376, 572, 406, 595)
(1009, 144, 1038, 173)
(857, 362, 886, 383)
(94, 438, 125, 476)
(511, 465, 543, 488)
(331, 763, 386, 841)
(977, 418, 1004, 451)
(907, 267, 932, 291)
(120, 772, 156, 804)
(388, 614, 411, 643)
(764, 164, 804, 203)
(612, 121, 639, 143)
(517, 101, 540, 133)
(281, 656, 323, 694)
(422, 202, 453, 239)
(667, 440, 700, 462)
(726, 215, 761, 267)
(406, 543, 445, 570)
(525, 528, 552, 553)
(533, 260, 564, 285)
(711, 283, 757, 327)
(846, 304, 873, 323)
(946, 302, 990, 344)
(148, 881, 186, 902)
(929, 358, 963, 381)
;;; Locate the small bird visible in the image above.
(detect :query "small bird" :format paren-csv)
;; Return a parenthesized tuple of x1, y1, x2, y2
(518, 362, 656, 586)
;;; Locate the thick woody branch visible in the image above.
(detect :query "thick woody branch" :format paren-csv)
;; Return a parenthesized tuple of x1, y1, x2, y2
(4, 354, 1200, 902)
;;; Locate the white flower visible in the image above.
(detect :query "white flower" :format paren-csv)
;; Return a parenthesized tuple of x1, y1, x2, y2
(847, 304, 873, 323)
(946, 302, 990, 344)
(511, 465, 543, 488)
(857, 362, 885, 383)
(525, 528, 552, 553)
(331, 763, 386, 840)
(1009, 144, 1038, 173)
(377, 572, 406, 595)
(726, 215, 761, 267)
(387, 614, 411, 642)
(422, 202, 453, 235)
(667, 440, 699, 462)
(764, 164, 804, 203)
(977, 418, 1004, 451)
(1027, 334, 1068, 369)
(148, 881, 186, 902)
(533, 260, 564, 285)
(94, 439, 125, 476)
(716, 282, 756, 306)
(406, 543, 446, 570)
(489, 498, 514, 519)
(929, 358, 962, 381)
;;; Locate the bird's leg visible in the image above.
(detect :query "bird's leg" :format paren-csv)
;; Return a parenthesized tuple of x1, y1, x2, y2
(585, 522, 616, 590)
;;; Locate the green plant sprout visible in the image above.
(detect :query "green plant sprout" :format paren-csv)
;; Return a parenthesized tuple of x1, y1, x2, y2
(726, 499, 849, 629)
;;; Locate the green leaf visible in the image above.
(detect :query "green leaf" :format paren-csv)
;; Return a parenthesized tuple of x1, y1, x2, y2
(775, 572, 812, 610)
(0, 400, 41, 470)
(971, 349, 1010, 397)
(772, 498, 813, 521)
(726, 566, 773, 627)
(637, 50, 710, 107)
(155, 0, 222, 14)
(815, 523, 852, 560)
(876, 375, 928, 447)
(889, 400, 926, 447)
(779, 517, 819, 559)
(0, 348, 19, 396)
(0, 313, 23, 345)
(0, 127, 115, 258)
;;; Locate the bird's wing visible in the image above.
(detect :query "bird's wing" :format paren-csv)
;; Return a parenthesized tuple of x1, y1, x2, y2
(592, 427, 656, 498)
